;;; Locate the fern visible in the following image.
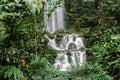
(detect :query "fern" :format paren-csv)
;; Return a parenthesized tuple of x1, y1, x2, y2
(67, 62, 113, 80)
(29, 56, 51, 79)
(0, 66, 24, 80)
(28, 56, 68, 80)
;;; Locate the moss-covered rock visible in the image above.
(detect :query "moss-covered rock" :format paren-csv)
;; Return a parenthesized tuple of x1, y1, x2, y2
(54, 29, 65, 34)
(66, 28, 76, 34)
(44, 30, 50, 34)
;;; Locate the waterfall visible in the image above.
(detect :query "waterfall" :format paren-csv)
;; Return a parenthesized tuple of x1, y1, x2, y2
(44, 0, 86, 71)
(44, 0, 65, 34)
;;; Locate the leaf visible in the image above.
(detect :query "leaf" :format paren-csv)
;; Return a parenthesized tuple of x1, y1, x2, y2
(6, 2, 15, 6)
(0, 0, 8, 3)
(1, 12, 20, 19)
(108, 59, 120, 65)
(3, 66, 24, 80)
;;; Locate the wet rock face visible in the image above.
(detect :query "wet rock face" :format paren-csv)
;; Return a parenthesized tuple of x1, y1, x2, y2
(68, 43, 77, 50)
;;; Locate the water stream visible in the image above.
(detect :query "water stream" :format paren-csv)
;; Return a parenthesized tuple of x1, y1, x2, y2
(44, 0, 65, 34)
(44, 0, 86, 71)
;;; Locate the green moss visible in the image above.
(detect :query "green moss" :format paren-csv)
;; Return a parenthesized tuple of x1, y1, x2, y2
(56, 37, 62, 44)
(66, 28, 76, 34)
(66, 27, 90, 37)
(44, 30, 50, 34)
(54, 29, 65, 34)
(76, 28, 90, 36)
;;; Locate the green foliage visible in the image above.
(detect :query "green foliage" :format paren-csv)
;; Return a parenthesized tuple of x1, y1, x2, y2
(0, 0, 119, 80)
(0, 0, 60, 79)
(65, 0, 120, 79)
(99, 0, 120, 23)
(44, 30, 50, 34)
(65, 0, 96, 28)
(27, 56, 67, 80)
(0, 66, 24, 80)
(25, 0, 47, 14)
(65, 0, 120, 29)
(27, 56, 113, 80)
(28, 56, 51, 80)
(67, 62, 113, 80)
(91, 26, 120, 79)
(45, 69, 67, 80)
(47, 0, 62, 17)
(54, 29, 65, 34)
(0, 0, 40, 66)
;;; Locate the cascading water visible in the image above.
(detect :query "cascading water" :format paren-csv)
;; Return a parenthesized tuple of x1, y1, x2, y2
(44, 0, 65, 34)
(44, 0, 86, 71)
(45, 34, 86, 71)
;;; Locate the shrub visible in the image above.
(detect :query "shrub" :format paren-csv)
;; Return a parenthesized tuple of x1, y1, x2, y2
(0, 66, 24, 80)
(67, 62, 113, 80)
(92, 26, 120, 79)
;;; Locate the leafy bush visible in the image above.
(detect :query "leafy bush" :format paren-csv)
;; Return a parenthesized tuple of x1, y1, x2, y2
(92, 26, 120, 79)
(27, 56, 67, 80)
(65, 0, 96, 28)
(0, 0, 60, 79)
(28, 57, 113, 80)
(0, 66, 24, 80)
(65, 0, 120, 79)
(28, 56, 51, 80)
(67, 62, 113, 80)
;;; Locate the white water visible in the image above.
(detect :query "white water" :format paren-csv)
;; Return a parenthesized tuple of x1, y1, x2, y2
(44, 0, 65, 34)
(45, 34, 86, 71)
(45, 0, 86, 71)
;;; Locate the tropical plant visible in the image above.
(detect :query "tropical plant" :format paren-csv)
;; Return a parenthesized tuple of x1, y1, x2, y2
(64, 0, 120, 79)
(92, 26, 120, 79)
(0, 66, 24, 80)
(67, 62, 113, 80)
(27, 56, 67, 80)
(0, 0, 62, 79)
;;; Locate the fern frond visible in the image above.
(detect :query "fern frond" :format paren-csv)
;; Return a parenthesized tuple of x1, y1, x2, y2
(0, 66, 24, 80)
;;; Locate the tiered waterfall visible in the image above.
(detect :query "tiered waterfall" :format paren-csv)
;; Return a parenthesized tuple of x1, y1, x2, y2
(44, 0, 86, 71)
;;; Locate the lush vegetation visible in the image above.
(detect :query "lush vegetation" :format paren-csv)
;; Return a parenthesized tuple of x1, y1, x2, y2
(65, 0, 120, 79)
(0, 0, 57, 79)
(0, 0, 119, 80)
